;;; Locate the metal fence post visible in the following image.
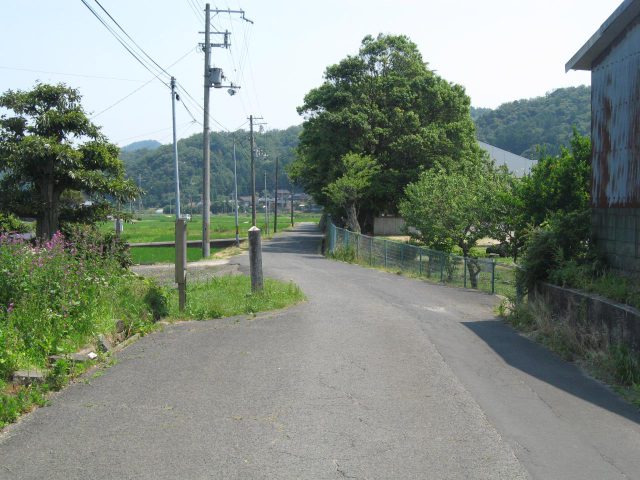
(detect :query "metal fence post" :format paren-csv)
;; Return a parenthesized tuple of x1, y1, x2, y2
(491, 259, 496, 294)
(369, 236, 373, 265)
(440, 253, 445, 282)
(332, 224, 337, 252)
(463, 257, 467, 288)
(384, 240, 388, 269)
(419, 249, 422, 276)
(355, 232, 359, 260)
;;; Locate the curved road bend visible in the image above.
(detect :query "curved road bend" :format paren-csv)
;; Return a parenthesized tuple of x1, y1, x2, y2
(1, 223, 639, 479)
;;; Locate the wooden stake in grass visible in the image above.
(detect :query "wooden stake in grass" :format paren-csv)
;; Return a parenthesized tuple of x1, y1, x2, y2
(249, 226, 263, 292)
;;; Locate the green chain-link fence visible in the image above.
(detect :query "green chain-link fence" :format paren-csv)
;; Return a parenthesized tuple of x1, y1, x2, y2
(326, 221, 517, 296)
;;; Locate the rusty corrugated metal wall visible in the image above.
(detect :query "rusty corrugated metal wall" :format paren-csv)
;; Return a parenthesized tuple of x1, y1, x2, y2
(591, 15, 640, 274)
(591, 15, 640, 208)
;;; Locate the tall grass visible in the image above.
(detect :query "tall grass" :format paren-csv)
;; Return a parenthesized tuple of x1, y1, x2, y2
(500, 297, 640, 407)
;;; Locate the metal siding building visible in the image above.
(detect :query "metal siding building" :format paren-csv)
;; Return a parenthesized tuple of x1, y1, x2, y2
(478, 141, 536, 177)
(567, 0, 640, 274)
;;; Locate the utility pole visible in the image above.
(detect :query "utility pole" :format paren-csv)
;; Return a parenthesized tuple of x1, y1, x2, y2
(233, 136, 239, 247)
(290, 185, 294, 227)
(248, 114, 265, 226)
(201, 3, 212, 257)
(201, 5, 252, 256)
(250, 115, 255, 225)
(264, 171, 269, 236)
(137, 174, 143, 213)
(171, 77, 181, 219)
(274, 156, 278, 233)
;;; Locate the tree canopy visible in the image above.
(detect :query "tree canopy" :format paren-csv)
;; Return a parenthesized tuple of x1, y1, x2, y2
(290, 34, 479, 231)
(0, 83, 139, 239)
(399, 162, 506, 258)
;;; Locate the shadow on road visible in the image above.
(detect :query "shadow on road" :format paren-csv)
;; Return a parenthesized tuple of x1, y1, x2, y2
(262, 224, 323, 255)
(463, 319, 640, 424)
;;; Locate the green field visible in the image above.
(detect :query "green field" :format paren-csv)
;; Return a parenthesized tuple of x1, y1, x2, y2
(102, 213, 321, 244)
(130, 246, 216, 265)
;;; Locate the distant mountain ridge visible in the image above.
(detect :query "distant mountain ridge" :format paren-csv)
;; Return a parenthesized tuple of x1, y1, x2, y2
(120, 87, 590, 207)
(472, 85, 590, 158)
(120, 139, 162, 152)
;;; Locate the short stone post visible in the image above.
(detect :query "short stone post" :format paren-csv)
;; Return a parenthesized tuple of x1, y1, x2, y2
(249, 226, 263, 292)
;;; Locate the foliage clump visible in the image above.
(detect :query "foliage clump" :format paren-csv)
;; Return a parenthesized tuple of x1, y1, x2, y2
(0, 230, 160, 381)
(0, 83, 139, 239)
(292, 33, 479, 231)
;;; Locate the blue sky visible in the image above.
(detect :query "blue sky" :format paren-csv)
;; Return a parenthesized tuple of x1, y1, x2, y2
(0, 0, 621, 146)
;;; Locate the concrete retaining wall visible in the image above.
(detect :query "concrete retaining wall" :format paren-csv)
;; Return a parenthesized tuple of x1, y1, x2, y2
(534, 282, 640, 353)
(592, 207, 640, 275)
(373, 216, 406, 236)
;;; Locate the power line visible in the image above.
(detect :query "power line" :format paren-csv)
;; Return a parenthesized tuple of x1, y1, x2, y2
(92, 0, 173, 80)
(80, 0, 169, 84)
(185, 0, 204, 23)
(91, 47, 197, 120)
(175, 81, 232, 132)
(0, 65, 144, 83)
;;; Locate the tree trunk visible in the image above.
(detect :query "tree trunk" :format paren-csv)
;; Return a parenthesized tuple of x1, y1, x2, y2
(345, 202, 361, 233)
(36, 171, 61, 240)
(467, 258, 481, 289)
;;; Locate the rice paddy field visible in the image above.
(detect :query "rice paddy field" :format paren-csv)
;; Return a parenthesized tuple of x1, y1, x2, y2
(101, 213, 321, 264)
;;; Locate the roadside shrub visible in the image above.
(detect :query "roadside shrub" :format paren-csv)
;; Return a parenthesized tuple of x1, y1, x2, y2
(61, 223, 132, 268)
(144, 282, 169, 321)
(486, 243, 508, 257)
(0, 231, 161, 381)
(0, 213, 29, 234)
(517, 209, 593, 294)
(610, 345, 640, 386)
(329, 245, 356, 263)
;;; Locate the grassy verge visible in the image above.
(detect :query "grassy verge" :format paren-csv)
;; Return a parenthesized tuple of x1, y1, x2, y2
(167, 275, 305, 320)
(499, 297, 640, 408)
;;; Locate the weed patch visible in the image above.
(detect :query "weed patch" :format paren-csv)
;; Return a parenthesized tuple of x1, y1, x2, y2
(500, 297, 640, 407)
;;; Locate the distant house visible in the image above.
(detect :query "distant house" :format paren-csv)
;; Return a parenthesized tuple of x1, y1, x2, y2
(478, 141, 536, 177)
(566, 0, 640, 274)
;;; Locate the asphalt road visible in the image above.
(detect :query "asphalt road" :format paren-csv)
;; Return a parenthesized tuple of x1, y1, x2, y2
(2, 224, 640, 479)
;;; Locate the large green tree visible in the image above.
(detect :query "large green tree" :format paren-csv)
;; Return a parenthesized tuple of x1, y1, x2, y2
(291, 34, 478, 231)
(0, 83, 139, 239)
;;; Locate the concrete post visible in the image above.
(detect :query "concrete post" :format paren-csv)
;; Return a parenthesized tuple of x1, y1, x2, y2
(249, 226, 263, 292)
(175, 218, 187, 311)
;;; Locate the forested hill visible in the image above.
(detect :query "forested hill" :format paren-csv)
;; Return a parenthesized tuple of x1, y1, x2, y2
(120, 126, 302, 210)
(472, 86, 590, 158)
(120, 139, 161, 152)
(121, 86, 590, 208)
